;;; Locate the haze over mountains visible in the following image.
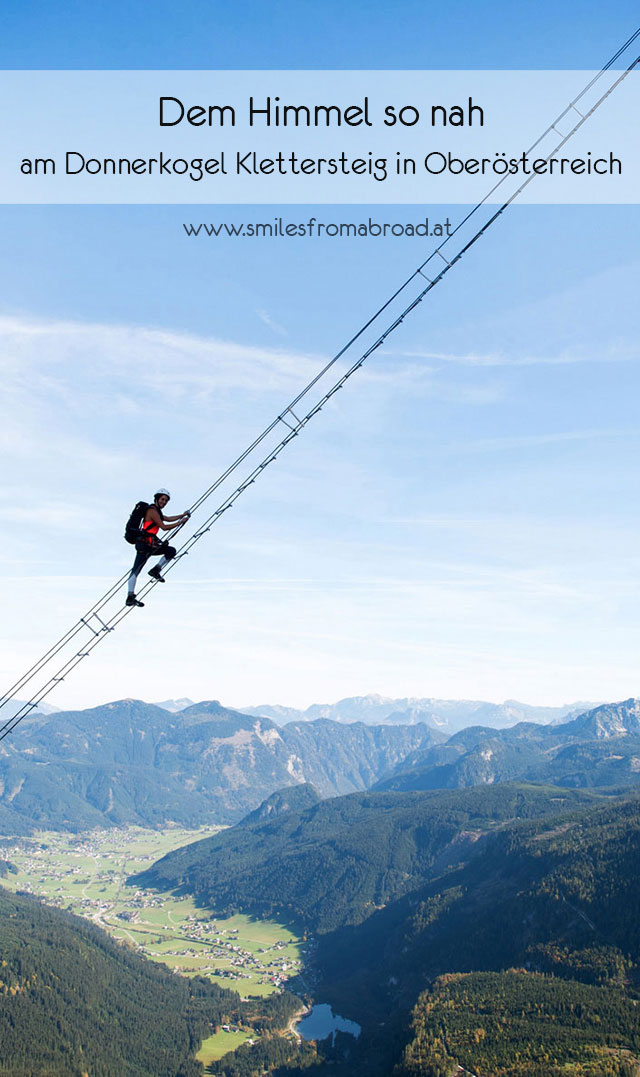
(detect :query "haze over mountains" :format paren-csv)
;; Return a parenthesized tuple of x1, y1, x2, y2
(4, 700, 59, 720)
(11, 691, 594, 735)
(238, 694, 596, 732)
(152, 693, 595, 733)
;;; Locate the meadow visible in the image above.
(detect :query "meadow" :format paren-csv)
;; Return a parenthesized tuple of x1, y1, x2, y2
(1, 824, 305, 1064)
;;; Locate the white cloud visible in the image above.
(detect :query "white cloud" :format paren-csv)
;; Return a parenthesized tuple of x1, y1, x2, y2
(383, 346, 640, 367)
(0, 313, 511, 413)
(0, 314, 320, 399)
(256, 308, 289, 336)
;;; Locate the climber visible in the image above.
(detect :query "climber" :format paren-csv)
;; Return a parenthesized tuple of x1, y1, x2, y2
(126, 489, 190, 607)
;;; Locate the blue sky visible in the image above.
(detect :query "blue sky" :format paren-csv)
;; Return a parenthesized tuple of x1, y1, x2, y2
(0, 4, 639, 711)
(1, 1, 638, 69)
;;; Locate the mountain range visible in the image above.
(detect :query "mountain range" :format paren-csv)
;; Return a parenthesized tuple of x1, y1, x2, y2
(150, 693, 595, 733)
(239, 693, 594, 732)
(0, 698, 442, 831)
(375, 698, 640, 793)
(3, 696, 640, 835)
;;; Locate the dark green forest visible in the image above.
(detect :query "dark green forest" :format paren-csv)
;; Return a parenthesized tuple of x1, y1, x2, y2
(134, 783, 601, 933)
(0, 887, 303, 1076)
(126, 784, 640, 1076)
(395, 971, 640, 1076)
(210, 1036, 319, 1077)
(0, 886, 239, 1075)
(301, 792, 640, 1075)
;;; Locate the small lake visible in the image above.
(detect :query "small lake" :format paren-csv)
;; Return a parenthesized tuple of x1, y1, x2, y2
(296, 1003, 361, 1044)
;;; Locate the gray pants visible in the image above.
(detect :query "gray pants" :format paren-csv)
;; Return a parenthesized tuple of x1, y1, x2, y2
(128, 540, 176, 593)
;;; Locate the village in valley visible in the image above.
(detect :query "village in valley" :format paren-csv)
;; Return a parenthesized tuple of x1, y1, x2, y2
(0, 824, 307, 1061)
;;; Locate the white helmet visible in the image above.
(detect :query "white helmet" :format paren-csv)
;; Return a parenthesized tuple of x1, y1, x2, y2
(154, 488, 171, 500)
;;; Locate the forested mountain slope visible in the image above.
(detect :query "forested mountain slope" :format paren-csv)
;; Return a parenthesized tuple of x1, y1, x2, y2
(304, 791, 640, 1075)
(320, 790, 640, 993)
(133, 783, 601, 933)
(0, 885, 239, 1077)
(395, 971, 640, 1077)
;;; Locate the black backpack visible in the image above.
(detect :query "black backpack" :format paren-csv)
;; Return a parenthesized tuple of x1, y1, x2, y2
(124, 501, 149, 544)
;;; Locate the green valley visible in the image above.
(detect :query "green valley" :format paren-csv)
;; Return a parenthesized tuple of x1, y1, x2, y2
(0, 825, 304, 999)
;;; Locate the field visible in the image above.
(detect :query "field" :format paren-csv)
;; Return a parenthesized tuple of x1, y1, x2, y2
(197, 1028, 254, 1065)
(0, 825, 305, 1062)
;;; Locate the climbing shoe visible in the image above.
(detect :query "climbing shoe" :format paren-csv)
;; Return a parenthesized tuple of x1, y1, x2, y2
(126, 594, 145, 607)
(148, 566, 165, 582)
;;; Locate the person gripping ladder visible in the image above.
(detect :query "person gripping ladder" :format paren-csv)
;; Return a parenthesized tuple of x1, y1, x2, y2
(125, 489, 190, 607)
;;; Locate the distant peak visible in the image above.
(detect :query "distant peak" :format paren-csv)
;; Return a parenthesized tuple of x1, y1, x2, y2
(154, 698, 195, 713)
(180, 699, 225, 714)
